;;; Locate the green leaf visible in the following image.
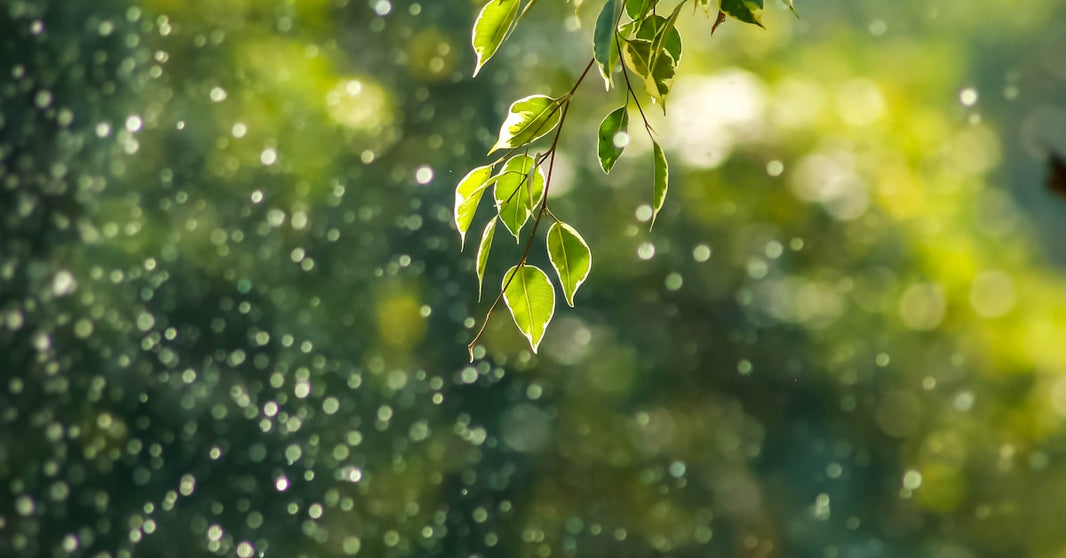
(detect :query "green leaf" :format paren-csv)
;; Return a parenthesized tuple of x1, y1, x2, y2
(454, 164, 495, 249)
(597, 106, 629, 174)
(651, 140, 668, 228)
(648, 3, 684, 73)
(489, 94, 562, 154)
(634, 14, 682, 66)
(621, 38, 677, 111)
(501, 264, 556, 353)
(593, 0, 621, 90)
(475, 218, 497, 300)
(471, 0, 521, 77)
(721, 0, 764, 27)
(494, 155, 544, 240)
(625, 0, 657, 19)
(546, 222, 592, 307)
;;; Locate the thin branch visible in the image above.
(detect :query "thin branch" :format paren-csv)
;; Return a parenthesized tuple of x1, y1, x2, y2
(616, 35, 654, 136)
(467, 58, 596, 360)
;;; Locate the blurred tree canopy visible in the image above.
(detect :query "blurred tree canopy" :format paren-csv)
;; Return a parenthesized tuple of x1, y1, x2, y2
(3, 1, 1066, 557)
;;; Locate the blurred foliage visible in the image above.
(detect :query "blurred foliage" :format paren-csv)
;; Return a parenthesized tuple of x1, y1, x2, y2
(2, 1, 1066, 558)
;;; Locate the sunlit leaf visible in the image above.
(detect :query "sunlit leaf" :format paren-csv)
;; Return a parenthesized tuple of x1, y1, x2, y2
(501, 264, 556, 353)
(489, 94, 562, 154)
(625, 0, 657, 19)
(634, 11, 682, 64)
(621, 38, 653, 88)
(648, 3, 684, 73)
(651, 140, 668, 228)
(721, 0, 764, 27)
(593, 0, 622, 90)
(621, 38, 677, 111)
(597, 106, 629, 174)
(494, 155, 544, 240)
(546, 222, 592, 307)
(454, 164, 494, 249)
(476, 218, 497, 300)
(471, 0, 520, 77)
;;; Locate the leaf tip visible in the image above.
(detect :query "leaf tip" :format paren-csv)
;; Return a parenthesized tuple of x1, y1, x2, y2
(711, 10, 727, 34)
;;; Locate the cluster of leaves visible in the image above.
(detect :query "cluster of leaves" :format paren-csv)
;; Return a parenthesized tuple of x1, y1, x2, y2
(456, 0, 791, 358)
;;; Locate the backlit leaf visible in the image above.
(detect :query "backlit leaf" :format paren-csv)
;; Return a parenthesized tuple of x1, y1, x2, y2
(621, 38, 677, 111)
(597, 106, 629, 174)
(651, 140, 668, 228)
(546, 222, 592, 307)
(721, 0, 764, 27)
(476, 218, 497, 300)
(454, 164, 494, 249)
(625, 0, 657, 19)
(501, 264, 556, 353)
(489, 94, 562, 154)
(593, 0, 622, 90)
(647, 3, 684, 73)
(471, 0, 520, 77)
(494, 155, 544, 240)
(634, 11, 682, 62)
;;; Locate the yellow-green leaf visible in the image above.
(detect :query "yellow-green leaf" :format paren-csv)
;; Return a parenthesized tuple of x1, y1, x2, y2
(475, 218, 497, 300)
(494, 155, 544, 240)
(546, 222, 592, 307)
(621, 38, 677, 111)
(593, 0, 621, 90)
(501, 264, 556, 353)
(489, 94, 562, 154)
(454, 164, 494, 249)
(471, 0, 520, 77)
(597, 106, 629, 174)
(651, 140, 668, 228)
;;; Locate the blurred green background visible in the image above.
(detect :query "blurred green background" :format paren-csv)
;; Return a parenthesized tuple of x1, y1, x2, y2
(3, 0, 1066, 556)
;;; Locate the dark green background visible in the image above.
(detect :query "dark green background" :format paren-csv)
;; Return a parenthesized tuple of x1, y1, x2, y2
(3, 0, 1066, 557)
